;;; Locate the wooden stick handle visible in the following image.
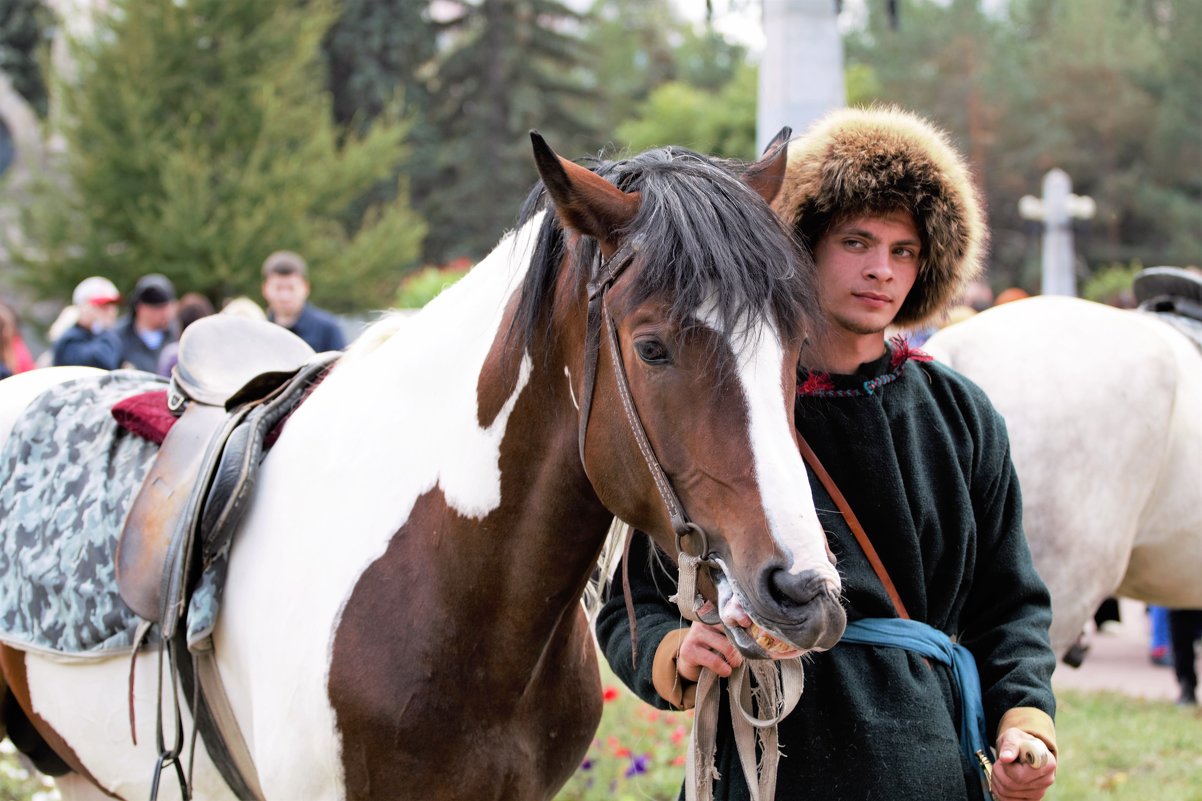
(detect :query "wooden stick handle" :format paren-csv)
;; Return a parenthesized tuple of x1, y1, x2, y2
(1018, 739, 1051, 769)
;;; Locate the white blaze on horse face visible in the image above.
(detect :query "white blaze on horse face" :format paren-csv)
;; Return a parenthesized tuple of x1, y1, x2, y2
(700, 302, 839, 584)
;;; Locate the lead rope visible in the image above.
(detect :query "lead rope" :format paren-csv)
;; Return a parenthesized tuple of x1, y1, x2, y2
(577, 242, 801, 801)
(674, 551, 804, 801)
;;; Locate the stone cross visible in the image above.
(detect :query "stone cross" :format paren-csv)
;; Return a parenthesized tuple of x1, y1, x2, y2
(1018, 168, 1096, 297)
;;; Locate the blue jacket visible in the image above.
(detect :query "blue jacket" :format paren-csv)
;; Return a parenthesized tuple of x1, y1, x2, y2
(52, 324, 123, 370)
(271, 304, 346, 352)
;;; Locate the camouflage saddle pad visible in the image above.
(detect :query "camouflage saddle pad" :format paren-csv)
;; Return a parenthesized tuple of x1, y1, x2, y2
(0, 370, 198, 659)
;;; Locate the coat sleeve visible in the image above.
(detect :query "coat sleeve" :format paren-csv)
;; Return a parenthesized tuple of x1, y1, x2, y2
(594, 531, 692, 710)
(959, 400, 1057, 748)
(53, 328, 122, 370)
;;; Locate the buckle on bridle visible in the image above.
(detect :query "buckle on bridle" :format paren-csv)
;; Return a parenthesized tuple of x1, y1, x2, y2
(676, 521, 711, 562)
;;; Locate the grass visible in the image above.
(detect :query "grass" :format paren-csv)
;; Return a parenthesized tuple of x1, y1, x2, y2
(2, 670, 1198, 800)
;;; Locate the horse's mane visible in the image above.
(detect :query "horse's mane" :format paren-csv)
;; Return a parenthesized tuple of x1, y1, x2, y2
(510, 146, 819, 362)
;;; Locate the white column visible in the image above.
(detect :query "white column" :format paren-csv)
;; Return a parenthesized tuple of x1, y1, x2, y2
(757, 0, 846, 153)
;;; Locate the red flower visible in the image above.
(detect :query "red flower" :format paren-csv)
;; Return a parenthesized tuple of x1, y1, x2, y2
(602, 686, 620, 702)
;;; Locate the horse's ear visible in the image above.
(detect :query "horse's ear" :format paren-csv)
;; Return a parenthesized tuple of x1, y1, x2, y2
(742, 127, 791, 205)
(530, 130, 640, 246)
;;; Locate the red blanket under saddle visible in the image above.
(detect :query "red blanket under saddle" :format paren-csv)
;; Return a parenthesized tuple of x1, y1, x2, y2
(111, 391, 175, 445)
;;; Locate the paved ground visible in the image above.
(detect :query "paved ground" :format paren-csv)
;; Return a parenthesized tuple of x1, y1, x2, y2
(1051, 598, 1183, 702)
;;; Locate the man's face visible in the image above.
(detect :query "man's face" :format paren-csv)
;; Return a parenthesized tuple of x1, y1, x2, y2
(135, 302, 175, 332)
(79, 301, 120, 332)
(262, 273, 310, 318)
(813, 211, 921, 337)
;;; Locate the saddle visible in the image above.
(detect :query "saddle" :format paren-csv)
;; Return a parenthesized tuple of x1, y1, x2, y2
(1134, 266, 1202, 322)
(116, 315, 336, 633)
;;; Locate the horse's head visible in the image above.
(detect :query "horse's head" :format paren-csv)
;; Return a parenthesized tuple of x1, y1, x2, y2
(524, 133, 845, 658)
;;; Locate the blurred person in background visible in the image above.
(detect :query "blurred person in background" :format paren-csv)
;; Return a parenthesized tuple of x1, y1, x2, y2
(260, 250, 345, 351)
(221, 296, 267, 320)
(156, 292, 216, 377)
(116, 273, 178, 372)
(53, 276, 123, 369)
(0, 300, 35, 379)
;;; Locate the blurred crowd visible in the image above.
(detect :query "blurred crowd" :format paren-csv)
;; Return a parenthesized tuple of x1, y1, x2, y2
(0, 250, 347, 381)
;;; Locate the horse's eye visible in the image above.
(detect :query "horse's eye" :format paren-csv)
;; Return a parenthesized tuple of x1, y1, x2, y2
(634, 338, 671, 365)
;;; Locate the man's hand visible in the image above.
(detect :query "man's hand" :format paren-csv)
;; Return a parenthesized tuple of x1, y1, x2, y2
(675, 622, 744, 681)
(990, 727, 1056, 801)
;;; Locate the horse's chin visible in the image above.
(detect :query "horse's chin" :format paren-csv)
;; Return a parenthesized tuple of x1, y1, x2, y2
(712, 569, 829, 661)
(726, 620, 808, 660)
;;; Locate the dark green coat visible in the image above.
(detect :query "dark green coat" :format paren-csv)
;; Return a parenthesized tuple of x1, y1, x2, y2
(596, 345, 1056, 801)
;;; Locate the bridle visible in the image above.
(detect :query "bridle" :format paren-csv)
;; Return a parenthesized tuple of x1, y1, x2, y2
(575, 239, 806, 801)
(574, 240, 714, 575)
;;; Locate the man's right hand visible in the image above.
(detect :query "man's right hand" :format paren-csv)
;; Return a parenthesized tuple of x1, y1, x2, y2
(676, 621, 744, 681)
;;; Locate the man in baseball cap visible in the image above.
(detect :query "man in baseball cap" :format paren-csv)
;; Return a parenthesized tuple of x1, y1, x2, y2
(53, 276, 123, 369)
(114, 273, 178, 372)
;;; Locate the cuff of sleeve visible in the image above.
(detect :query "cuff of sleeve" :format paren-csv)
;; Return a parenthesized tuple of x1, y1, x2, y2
(998, 707, 1058, 757)
(651, 628, 697, 710)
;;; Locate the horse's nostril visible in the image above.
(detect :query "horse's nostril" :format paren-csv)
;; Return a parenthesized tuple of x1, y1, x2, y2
(764, 567, 825, 612)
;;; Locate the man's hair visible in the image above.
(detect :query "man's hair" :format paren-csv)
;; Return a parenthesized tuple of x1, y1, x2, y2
(262, 250, 308, 280)
(771, 106, 987, 329)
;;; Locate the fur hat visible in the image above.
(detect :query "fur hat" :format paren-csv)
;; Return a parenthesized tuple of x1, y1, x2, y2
(772, 106, 987, 328)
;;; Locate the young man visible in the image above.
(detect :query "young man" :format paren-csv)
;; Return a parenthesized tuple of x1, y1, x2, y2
(115, 273, 178, 372)
(52, 276, 124, 369)
(596, 107, 1058, 801)
(260, 250, 346, 352)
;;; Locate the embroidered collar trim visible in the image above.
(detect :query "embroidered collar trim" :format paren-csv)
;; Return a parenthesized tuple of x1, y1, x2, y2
(798, 336, 932, 398)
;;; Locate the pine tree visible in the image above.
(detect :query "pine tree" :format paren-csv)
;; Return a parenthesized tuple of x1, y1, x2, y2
(12, 0, 425, 311)
(0, 0, 53, 117)
(421, 0, 603, 262)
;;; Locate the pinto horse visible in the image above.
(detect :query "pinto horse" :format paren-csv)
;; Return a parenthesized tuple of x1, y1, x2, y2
(925, 295, 1202, 663)
(0, 134, 845, 800)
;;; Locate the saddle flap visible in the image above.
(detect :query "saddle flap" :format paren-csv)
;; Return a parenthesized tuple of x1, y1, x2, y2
(116, 403, 228, 622)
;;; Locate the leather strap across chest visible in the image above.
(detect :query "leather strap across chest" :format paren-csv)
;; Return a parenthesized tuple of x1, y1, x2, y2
(796, 433, 910, 619)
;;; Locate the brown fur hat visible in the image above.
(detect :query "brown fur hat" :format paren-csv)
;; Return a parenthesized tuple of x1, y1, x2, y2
(772, 106, 987, 328)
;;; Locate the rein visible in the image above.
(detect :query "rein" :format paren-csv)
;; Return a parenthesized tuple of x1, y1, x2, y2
(576, 243, 801, 801)
(576, 242, 709, 555)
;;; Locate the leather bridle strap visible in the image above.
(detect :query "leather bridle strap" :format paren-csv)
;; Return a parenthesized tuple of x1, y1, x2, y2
(796, 433, 910, 620)
(576, 242, 710, 559)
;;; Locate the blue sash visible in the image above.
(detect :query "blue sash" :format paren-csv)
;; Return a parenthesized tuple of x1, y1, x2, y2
(842, 617, 994, 799)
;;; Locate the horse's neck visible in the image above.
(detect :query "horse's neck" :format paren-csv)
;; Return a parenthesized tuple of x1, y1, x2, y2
(296, 213, 611, 653)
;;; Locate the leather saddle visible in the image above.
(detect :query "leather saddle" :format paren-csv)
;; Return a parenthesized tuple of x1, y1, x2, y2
(116, 315, 338, 636)
(1134, 266, 1202, 322)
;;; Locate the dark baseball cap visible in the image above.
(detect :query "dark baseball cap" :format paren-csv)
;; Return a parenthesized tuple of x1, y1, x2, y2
(131, 273, 176, 306)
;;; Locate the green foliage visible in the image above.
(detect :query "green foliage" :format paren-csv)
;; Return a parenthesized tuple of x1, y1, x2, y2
(1048, 690, 1202, 800)
(10, 0, 425, 311)
(845, 0, 1202, 292)
(394, 261, 471, 308)
(615, 61, 757, 159)
(421, 0, 604, 263)
(323, 0, 436, 132)
(1081, 261, 1142, 307)
(0, 0, 53, 117)
(0, 740, 58, 801)
(584, 0, 684, 126)
(554, 662, 687, 801)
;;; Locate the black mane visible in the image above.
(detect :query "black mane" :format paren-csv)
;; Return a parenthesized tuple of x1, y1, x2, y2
(511, 146, 818, 360)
